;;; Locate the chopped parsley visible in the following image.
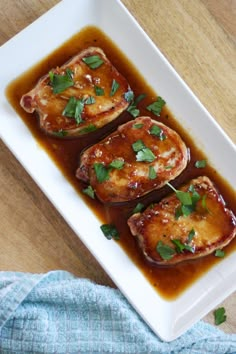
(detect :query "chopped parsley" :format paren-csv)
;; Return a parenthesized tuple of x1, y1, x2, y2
(62, 97, 84, 125)
(94, 85, 105, 96)
(148, 166, 157, 179)
(187, 228, 195, 243)
(83, 95, 96, 104)
(110, 79, 120, 96)
(167, 182, 201, 218)
(215, 249, 225, 258)
(195, 159, 207, 168)
(149, 125, 166, 140)
(82, 185, 95, 199)
(132, 139, 156, 162)
(49, 68, 74, 94)
(156, 241, 175, 260)
(52, 129, 68, 137)
(94, 159, 124, 183)
(79, 124, 97, 135)
(126, 93, 146, 117)
(132, 203, 145, 214)
(94, 163, 110, 183)
(146, 96, 166, 116)
(214, 307, 226, 325)
(132, 139, 146, 152)
(171, 239, 194, 253)
(109, 159, 125, 170)
(82, 55, 104, 69)
(133, 123, 144, 129)
(100, 224, 119, 240)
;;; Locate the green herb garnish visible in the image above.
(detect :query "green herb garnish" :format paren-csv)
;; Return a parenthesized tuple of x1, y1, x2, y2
(94, 163, 110, 183)
(132, 140, 156, 162)
(171, 239, 194, 253)
(110, 79, 120, 96)
(82, 55, 104, 69)
(94, 85, 105, 96)
(187, 228, 195, 243)
(109, 159, 124, 170)
(52, 129, 68, 137)
(167, 182, 201, 217)
(124, 90, 134, 102)
(84, 95, 96, 105)
(148, 166, 157, 179)
(201, 194, 210, 213)
(82, 185, 95, 199)
(132, 203, 145, 214)
(215, 249, 225, 258)
(132, 139, 146, 152)
(195, 159, 207, 168)
(149, 125, 166, 140)
(214, 307, 226, 325)
(136, 148, 156, 162)
(79, 124, 97, 134)
(146, 96, 166, 116)
(62, 97, 84, 124)
(127, 93, 146, 117)
(156, 241, 175, 260)
(100, 224, 119, 240)
(133, 123, 144, 129)
(49, 68, 74, 94)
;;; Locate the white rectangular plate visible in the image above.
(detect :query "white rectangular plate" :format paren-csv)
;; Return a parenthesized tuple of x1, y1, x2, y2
(0, 0, 235, 341)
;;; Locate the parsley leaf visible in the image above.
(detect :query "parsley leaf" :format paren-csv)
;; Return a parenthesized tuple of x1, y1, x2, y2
(133, 123, 144, 129)
(171, 239, 194, 253)
(124, 90, 134, 102)
(49, 68, 74, 94)
(94, 85, 105, 96)
(149, 166, 157, 179)
(84, 95, 96, 105)
(94, 163, 110, 183)
(100, 224, 119, 240)
(79, 124, 97, 135)
(167, 182, 201, 217)
(195, 159, 207, 168)
(187, 228, 195, 243)
(52, 129, 68, 137)
(82, 55, 104, 69)
(132, 139, 146, 152)
(136, 148, 156, 162)
(214, 307, 226, 325)
(110, 79, 120, 96)
(62, 97, 84, 124)
(156, 241, 176, 260)
(109, 159, 124, 169)
(82, 185, 95, 199)
(215, 249, 225, 258)
(132, 203, 145, 214)
(146, 96, 166, 116)
(149, 125, 166, 140)
(127, 93, 146, 117)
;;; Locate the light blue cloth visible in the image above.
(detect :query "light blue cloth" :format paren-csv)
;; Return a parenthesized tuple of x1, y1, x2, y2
(0, 271, 235, 354)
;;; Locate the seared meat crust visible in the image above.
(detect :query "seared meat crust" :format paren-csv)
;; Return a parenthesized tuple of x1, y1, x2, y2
(128, 176, 236, 265)
(76, 116, 188, 203)
(20, 47, 131, 136)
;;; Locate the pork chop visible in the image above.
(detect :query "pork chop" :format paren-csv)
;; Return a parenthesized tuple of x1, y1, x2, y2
(128, 176, 236, 265)
(20, 47, 131, 137)
(76, 116, 188, 203)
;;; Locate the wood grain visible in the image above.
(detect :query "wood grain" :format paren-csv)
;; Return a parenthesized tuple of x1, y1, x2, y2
(0, 0, 235, 334)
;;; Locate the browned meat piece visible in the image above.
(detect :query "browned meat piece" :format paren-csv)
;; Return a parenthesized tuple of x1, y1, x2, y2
(128, 176, 236, 265)
(20, 47, 131, 137)
(76, 116, 188, 203)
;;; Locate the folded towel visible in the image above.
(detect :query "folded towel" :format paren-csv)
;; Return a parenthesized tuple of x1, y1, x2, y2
(0, 271, 235, 354)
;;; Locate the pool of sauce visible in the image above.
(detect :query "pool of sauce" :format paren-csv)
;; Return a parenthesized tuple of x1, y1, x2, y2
(6, 26, 236, 300)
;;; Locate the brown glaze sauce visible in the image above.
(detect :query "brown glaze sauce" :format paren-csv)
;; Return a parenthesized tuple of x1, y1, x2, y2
(6, 26, 236, 300)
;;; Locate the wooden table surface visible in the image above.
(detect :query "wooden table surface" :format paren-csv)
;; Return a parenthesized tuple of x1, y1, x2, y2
(0, 0, 235, 335)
